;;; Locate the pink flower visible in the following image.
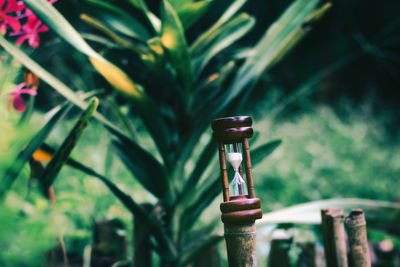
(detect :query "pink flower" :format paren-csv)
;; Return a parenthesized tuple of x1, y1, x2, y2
(7, 82, 37, 112)
(13, 13, 48, 48)
(0, 0, 23, 34)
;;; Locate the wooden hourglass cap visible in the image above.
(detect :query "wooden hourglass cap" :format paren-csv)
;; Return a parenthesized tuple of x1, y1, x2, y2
(212, 116, 253, 143)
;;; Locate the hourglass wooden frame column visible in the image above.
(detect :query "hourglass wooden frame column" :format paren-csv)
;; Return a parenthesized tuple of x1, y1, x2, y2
(211, 116, 262, 266)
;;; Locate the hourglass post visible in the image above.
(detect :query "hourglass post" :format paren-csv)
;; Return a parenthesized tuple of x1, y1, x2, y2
(211, 116, 263, 267)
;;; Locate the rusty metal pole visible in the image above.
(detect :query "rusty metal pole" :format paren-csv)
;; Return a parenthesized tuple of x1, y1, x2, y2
(212, 116, 263, 267)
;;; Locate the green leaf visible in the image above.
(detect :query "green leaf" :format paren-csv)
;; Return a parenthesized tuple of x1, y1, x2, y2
(191, 13, 255, 77)
(191, 61, 236, 115)
(127, 0, 161, 33)
(23, 0, 147, 101)
(258, 198, 400, 226)
(180, 176, 220, 233)
(267, 2, 332, 67)
(218, 0, 324, 113)
(161, 0, 193, 91)
(169, 0, 194, 10)
(82, 0, 151, 41)
(41, 98, 99, 192)
(179, 232, 224, 266)
(0, 35, 130, 139)
(251, 139, 282, 166)
(190, 0, 247, 51)
(0, 104, 71, 197)
(177, 1, 213, 30)
(0, 34, 88, 110)
(52, 151, 177, 260)
(0, 31, 170, 169)
(80, 13, 149, 55)
(177, 138, 217, 205)
(211, 0, 247, 30)
(111, 135, 169, 200)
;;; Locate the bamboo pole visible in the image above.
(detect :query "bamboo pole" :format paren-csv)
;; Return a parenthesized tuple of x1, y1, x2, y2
(345, 209, 371, 267)
(321, 208, 348, 267)
(224, 223, 257, 266)
(268, 230, 291, 267)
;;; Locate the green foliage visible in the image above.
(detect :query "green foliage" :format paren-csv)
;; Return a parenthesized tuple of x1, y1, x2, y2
(0, 0, 331, 265)
(0, 76, 68, 266)
(0, 104, 71, 197)
(255, 106, 400, 209)
(0, 193, 60, 267)
(40, 98, 98, 192)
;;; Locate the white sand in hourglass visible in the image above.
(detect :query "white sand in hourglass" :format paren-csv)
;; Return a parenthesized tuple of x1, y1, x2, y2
(227, 152, 247, 196)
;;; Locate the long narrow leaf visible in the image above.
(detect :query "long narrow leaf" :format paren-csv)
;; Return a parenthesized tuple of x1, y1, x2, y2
(179, 176, 220, 234)
(109, 129, 169, 200)
(218, 0, 324, 113)
(24, 0, 146, 101)
(41, 98, 98, 192)
(251, 139, 282, 166)
(0, 104, 71, 197)
(168, 0, 194, 11)
(161, 0, 193, 91)
(177, 138, 217, 205)
(127, 0, 161, 33)
(0, 35, 130, 137)
(191, 61, 236, 115)
(177, 1, 212, 30)
(190, 0, 247, 51)
(0, 34, 170, 168)
(179, 232, 224, 266)
(83, 0, 151, 41)
(191, 13, 255, 77)
(80, 14, 149, 55)
(48, 150, 178, 260)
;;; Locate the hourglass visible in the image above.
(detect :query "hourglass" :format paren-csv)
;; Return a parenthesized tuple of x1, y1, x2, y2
(211, 116, 257, 201)
(211, 116, 262, 266)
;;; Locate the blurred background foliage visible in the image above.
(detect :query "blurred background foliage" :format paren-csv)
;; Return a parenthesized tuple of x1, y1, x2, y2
(0, 0, 399, 266)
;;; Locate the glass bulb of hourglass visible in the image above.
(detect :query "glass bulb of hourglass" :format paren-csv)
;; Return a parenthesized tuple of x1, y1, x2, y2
(227, 152, 247, 196)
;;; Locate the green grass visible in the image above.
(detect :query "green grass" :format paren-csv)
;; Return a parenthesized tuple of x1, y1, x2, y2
(254, 105, 400, 212)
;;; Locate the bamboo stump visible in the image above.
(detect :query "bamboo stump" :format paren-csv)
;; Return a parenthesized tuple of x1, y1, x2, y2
(346, 209, 371, 267)
(220, 198, 262, 267)
(268, 230, 291, 267)
(224, 223, 257, 266)
(321, 208, 348, 267)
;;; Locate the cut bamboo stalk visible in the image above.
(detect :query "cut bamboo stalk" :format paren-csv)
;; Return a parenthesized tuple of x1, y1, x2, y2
(268, 230, 291, 267)
(321, 208, 348, 267)
(345, 209, 371, 267)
